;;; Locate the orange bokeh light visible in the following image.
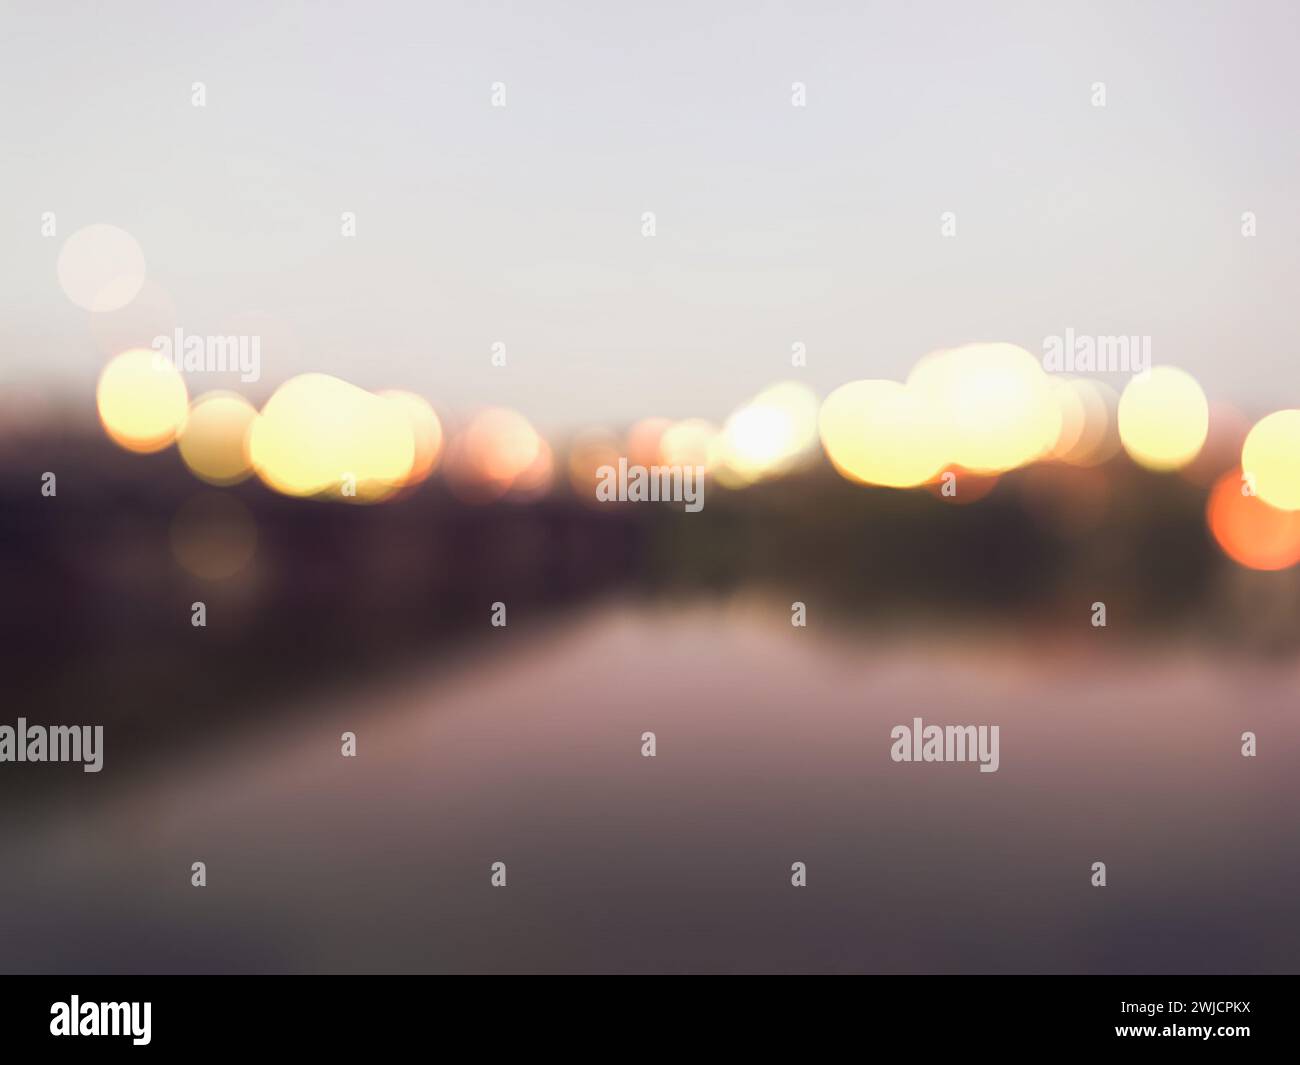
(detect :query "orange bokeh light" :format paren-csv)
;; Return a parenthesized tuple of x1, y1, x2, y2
(1206, 469, 1300, 571)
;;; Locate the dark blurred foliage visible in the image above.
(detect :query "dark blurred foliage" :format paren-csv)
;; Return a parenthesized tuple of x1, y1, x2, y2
(1, 427, 1294, 806)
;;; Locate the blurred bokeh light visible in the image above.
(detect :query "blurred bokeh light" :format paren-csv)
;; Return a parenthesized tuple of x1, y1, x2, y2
(379, 390, 444, 488)
(170, 492, 259, 580)
(57, 223, 146, 312)
(1117, 366, 1208, 471)
(96, 348, 189, 454)
(1207, 467, 1300, 571)
(907, 343, 1060, 474)
(1241, 409, 1300, 511)
(178, 391, 257, 486)
(444, 407, 541, 502)
(248, 373, 415, 501)
(819, 379, 946, 488)
(659, 418, 717, 470)
(716, 381, 819, 485)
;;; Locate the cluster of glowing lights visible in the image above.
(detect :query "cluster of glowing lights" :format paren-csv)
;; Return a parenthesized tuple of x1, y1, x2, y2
(93, 331, 1300, 572)
(819, 344, 1094, 489)
(248, 374, 418, 502)
(1049, 377, 1121, 466)
(82, 220, 1296, 571)
(1208, 408, 1300, 571)
(98, 353, 448, 504)
(658, 419, 716, 469)
(818, 347, 1214, 493)
(80, 224, 1183, 533)
(908, 343, 1061, 474)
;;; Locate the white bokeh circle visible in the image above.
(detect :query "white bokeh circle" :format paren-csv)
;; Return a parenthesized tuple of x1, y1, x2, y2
(56, 224, 147, 312)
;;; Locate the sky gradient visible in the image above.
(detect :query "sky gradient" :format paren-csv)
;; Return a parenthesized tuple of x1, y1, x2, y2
(2, 1, 1297, 431)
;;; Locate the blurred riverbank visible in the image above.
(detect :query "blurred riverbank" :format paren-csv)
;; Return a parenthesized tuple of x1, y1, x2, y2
(1, 602, 1295, 974)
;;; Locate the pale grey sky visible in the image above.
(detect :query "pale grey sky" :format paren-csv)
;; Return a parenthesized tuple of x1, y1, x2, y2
(2, 0, 1297, 431)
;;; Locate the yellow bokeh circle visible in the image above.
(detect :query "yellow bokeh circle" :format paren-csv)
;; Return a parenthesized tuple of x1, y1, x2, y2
(1117, 366, 1208, 471)
(178, 391, 257, 485)
(819, 379, 947, 488)
(96, 348, 189, 453)
(1241, 410, 1300, 511)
